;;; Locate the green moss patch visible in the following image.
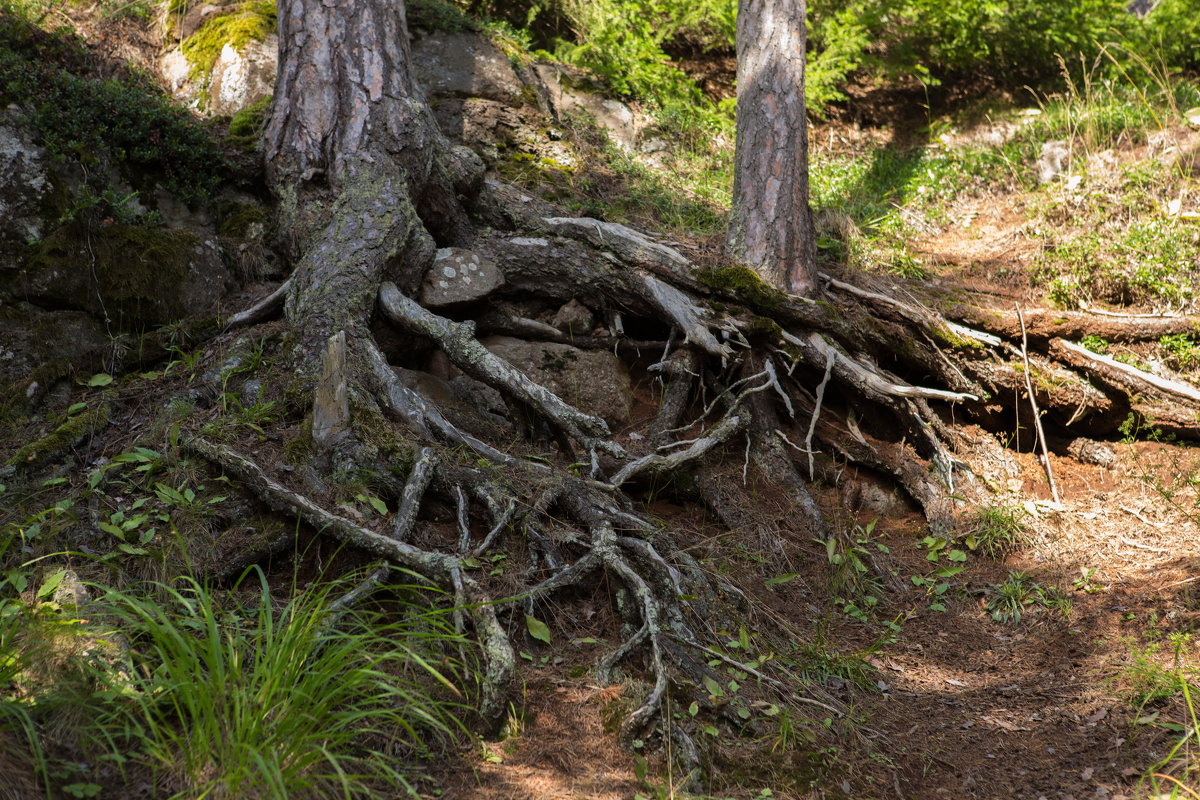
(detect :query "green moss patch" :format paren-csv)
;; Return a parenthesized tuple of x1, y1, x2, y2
(7, 403, 109, 467)
(226, 96, 271, 151)
(26, 223, 199, 330)
(697, 265, 788, 313)
(217, 200, 267, 239)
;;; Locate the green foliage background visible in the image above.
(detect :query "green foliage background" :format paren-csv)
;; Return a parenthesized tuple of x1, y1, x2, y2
(451, 0, 1199, 124)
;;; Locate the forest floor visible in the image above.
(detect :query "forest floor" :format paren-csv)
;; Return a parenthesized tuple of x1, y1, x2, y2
(432, 106, 1200, 799)
(4, 9, 1200, 800)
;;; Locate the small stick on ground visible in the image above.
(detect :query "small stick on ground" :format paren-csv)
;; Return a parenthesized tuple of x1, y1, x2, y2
(1017, 305, 1061, 504)
(804, 345, 835, 480)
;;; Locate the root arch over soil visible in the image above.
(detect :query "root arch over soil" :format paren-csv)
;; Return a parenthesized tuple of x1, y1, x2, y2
(185, 0, 1200, 770)
(203, 163, 1200, 762)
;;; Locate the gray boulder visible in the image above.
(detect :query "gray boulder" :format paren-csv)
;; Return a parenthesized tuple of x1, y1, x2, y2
(420, 247, 505, 307)
(531, 63, 645, 150)
(412, 32, 525, 105)
(209, 35, 278, 116)
(0, 302, 110, 386)
(551, 298, 595, 336)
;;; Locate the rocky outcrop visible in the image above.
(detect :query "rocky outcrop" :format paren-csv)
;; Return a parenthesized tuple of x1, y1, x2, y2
(411, 31, 647, 158)
(18, 224, 229, 331)
(412, 31, 526, 106)
(0, 112, 50, 274)
(0, 303, 110, 387)
(208, 35, 277, 116)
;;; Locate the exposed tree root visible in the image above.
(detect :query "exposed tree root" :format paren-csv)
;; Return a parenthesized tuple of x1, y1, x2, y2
(183, 437, 516, 721)
(203, 23, 1200, 747)
(378, 282, 623, 458)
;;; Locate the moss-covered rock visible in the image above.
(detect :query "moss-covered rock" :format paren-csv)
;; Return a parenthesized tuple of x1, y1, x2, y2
(20, 222, 228, 331)
(181, 1, 276, 84)
(217, 200, 267, 238)
(0, 303, 108, 387)
(6, 403, 110, 467)
(180, 1, 277, 114)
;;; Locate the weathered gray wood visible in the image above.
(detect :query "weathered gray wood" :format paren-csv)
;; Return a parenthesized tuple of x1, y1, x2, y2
(609, 412, 747, 488)
(1057, 339, 1200, 401)
(312, 331, 350, 451)
(224, 278, 290, 331)
(378, 282, 624, 457)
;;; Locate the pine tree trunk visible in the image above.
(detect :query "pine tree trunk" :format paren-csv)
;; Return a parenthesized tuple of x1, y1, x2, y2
(726, 0, 816, 295)
(265, 0, 479, 365)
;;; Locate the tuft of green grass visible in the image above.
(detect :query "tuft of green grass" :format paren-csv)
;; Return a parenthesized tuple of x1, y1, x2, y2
(1133, 633, 1200, 796)
(963, 506, 1027, 559)
(983, 571, 1070, 624)
(91, 569, 467, 798)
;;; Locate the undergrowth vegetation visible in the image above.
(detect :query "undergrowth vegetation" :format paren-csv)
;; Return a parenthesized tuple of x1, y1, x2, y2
(0, 542, 468, 797)
(0, 12, 228, 207)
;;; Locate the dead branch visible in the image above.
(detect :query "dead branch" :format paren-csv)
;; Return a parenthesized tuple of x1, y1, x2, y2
(609, 411, 748, 489)
(224, 278, 291, 331)
(1055, 339, 1200, 402)
(1017, 307, 1060, 503)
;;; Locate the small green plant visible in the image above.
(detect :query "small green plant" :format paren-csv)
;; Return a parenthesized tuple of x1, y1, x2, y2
(963, 505, 1027, 559)
(818, 519, 888, 621)
(152, 481, 226, 514)
(1072, 567, 1106, 594)
(909, 565, 965, 613)
(983, 571, 1070, 623)
(1160, 334, 1200, 371)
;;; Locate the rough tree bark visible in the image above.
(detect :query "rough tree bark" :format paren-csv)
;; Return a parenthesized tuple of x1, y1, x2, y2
(727, 0, 816, 295)
(264, 0, 480, 364)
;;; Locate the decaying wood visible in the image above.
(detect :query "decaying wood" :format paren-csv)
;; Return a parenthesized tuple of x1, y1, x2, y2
(312, 331, 350, 452)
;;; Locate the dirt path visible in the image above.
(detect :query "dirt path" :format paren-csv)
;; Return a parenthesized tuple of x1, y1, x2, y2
(434, 442, 1200, 800)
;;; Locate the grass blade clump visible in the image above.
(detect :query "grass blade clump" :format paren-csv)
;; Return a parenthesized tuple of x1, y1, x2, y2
(95, 568, 467, 799)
